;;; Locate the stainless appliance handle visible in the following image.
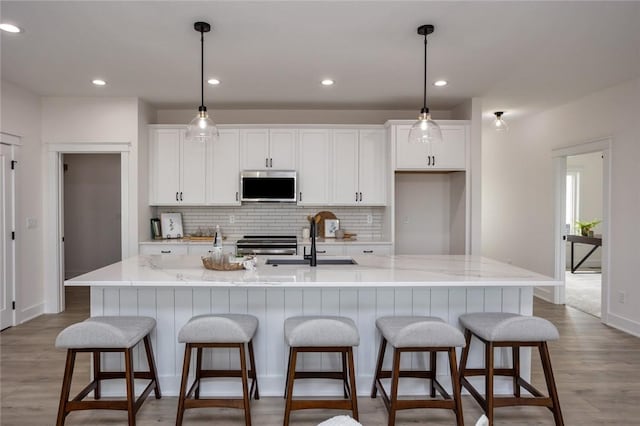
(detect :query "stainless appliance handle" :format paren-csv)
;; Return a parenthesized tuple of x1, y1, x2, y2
(236, 248, 297, 255)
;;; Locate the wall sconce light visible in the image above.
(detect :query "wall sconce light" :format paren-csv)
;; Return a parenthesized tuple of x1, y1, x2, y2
(493, 111, 508, 132)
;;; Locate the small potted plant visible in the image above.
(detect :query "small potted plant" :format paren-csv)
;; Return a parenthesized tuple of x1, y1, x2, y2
(575, 219, 601, 237)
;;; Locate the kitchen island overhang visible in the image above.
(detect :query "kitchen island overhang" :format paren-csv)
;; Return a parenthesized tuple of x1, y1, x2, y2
(66, 255, 561, 397)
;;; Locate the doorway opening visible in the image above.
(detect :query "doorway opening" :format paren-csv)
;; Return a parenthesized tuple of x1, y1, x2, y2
(552, 138, 611, 323)
(62, 154, 121, 311)
(564, 152, 603, 317)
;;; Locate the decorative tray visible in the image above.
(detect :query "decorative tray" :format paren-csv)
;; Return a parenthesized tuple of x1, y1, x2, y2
(201, 257, 244, 271)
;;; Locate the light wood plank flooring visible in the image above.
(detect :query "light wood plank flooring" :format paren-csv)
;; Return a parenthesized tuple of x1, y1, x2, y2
(2, 287, 639, 425)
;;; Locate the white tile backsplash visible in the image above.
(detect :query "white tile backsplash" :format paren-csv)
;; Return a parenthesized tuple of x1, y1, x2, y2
(155, 205, 385, 240)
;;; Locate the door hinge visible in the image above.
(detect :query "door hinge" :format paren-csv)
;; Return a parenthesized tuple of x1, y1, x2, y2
(11, 231, 15, 240)
(10, 160, 17, 170)
(12, 301, 16, 310)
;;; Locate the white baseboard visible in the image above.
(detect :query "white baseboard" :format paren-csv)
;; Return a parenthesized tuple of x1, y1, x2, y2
(18, 302, 45, 324)
(534, 287, 554, 303)
(606, 312, 640, 338)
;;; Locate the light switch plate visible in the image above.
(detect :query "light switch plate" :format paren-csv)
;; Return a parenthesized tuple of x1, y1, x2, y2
(26, 218, 38, 229)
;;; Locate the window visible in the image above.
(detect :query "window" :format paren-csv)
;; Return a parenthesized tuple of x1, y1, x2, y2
(566, 171, 579, 234)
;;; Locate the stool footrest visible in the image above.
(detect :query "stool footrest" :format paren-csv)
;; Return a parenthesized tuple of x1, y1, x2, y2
(376, 369, 434, 380)
(290, 399, 353, 411)
(494, 396, 553, 408)
(184, 398, 245, 409)
(294, 371, 345, 380)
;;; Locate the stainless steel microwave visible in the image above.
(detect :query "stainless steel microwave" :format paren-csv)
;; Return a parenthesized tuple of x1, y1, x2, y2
(240, 170, 297, 203)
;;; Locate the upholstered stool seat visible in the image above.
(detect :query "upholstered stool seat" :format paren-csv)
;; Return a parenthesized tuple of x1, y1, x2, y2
(176, 314, 259, 426)
(283, 316, 360, 426)
(55, 316, 161, 426)
(371, 316, 465, 426)
(458, 312, 564, 426)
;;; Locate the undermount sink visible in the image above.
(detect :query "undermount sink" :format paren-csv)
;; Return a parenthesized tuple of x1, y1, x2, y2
(265, 257, 358, 266)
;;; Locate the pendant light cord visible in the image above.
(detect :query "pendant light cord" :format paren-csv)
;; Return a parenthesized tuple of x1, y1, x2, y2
(423, 34, 428, 112)
(200, 30, 204, 109)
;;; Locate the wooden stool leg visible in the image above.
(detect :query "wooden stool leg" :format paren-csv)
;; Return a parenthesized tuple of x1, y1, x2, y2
(143, 335, 161, 399)
(388, 348, 401, 426)
(124, 348, 136, 426)
(93, 351, 101, 399)
(194, 347, 203, 399)
(430, 351, 437, 397)
(539, 342, 564, 426)
(283, 347, 292, 400)
(371, 337, 387, 398)
(283, 348, 298, 426)
(176, 344, 192, 426)
(341, 351, 349, 398)
(448, 348, 464, 426)
(485, 342, 494, 426)
(239, 343, 252, 426)
(56, 350, 77, 426)
(347, 347, 359, 421)
(458, 329, 472, 386)
(248, 340, 260, 400)
(512, 346, 521, 397)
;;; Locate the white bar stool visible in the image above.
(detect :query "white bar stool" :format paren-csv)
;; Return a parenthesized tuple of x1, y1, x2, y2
(283, 315, 360, 425)
(176, 314, 259, 426)
(371, 316, 465, 426)
(55, 316, 161, 426)
(458, 312, 564, 426)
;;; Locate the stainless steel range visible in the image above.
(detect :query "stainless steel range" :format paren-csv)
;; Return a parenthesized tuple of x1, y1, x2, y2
(236, 235, 298, 256)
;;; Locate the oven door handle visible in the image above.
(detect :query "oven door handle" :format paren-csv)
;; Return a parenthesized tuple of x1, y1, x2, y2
(236, 248, 297, 255)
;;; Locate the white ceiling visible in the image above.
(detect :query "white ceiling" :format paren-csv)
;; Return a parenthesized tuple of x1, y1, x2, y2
(2, 1, 639, 116)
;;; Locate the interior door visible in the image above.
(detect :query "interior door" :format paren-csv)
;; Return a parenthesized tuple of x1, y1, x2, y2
(0, 143, 15, 330)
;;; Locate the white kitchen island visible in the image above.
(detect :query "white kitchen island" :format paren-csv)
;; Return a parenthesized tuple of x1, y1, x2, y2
(65, 254, 561, 397)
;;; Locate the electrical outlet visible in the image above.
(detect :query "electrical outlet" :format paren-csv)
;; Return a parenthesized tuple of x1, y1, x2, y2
(26, 218, 38, 229)
(403, 216, 410, 224)
(366, 214, 373, 224)
(618, 291, 626, 304)
(229, 215, 235, 224)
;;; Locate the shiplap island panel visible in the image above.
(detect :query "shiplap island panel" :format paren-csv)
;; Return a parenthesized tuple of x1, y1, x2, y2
(66, 255, 560, 397)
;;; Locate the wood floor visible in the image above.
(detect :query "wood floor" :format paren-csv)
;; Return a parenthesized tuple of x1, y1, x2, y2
(2, 287, 639, 425)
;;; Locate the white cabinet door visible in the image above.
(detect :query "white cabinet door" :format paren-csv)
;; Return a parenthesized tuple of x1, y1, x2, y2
(209, 129, 241, 205)
(358, 129, 386, 205)
(299, 244, 345, 256)
(298, 130, 331, 205)
(181, 137, 206, 204)
(395, 125, 430, 170)
(431, 126, 466, 170)
(269, 129, 297, 169)
(332, 129, 359, 205)
(150, 128, 181, 204)
(241, 129, 270, 170)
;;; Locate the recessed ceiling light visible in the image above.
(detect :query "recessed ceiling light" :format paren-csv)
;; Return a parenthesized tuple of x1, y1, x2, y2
(92, 79, 107, 86)
(434, 80, 448, 87)
(0, 23, 21, 33)
(321, 79, 334, 86)
(207, 78, 220, 85)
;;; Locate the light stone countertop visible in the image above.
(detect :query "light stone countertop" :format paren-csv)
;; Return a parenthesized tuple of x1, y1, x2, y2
(66, 254, 560, 288)
(139, 238, 392, 246)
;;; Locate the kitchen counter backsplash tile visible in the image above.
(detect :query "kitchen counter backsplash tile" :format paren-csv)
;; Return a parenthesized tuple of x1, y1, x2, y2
(155, 205, 385, 240)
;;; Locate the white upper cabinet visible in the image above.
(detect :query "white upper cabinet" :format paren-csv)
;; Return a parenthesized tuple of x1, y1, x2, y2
(208, 129, 241, 205)
(149, 127, 206, 205)
(241, 128, 297, 170)
(298, 129, 331, 205)
(395, 123, 467, 171)
(332, 129, 386, 205)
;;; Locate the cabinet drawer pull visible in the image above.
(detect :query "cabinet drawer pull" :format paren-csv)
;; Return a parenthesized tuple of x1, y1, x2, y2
(160, 250, 172, 254)
(299, 192, 302, 202)
(317, 250, 327, 254)
(180, 192, 183, 201)
(363, 250, 374, 254)
(266, 158, 269, 167)
(270, 158, 273, 168)
(427, 156, 431, 166)
(355, 192, 358, 202)
(359, 192, 363, 202)
(176, 192, 179, 201)
(236, 191, 239, 201)
(432, 155, 436, 166)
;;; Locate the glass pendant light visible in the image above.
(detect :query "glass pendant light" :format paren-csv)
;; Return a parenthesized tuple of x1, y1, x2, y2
(408, 25, 442, 145)
(493, 111, 508, 132)
(186, 21, 218, 143)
